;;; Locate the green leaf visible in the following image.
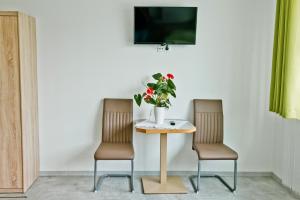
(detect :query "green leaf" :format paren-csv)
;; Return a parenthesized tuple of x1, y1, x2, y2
(134, 94, 142, 107)
(147, 83, 157, 89)
(167, 79, 176, 90)
(152, 73, 163, 80)
(161, 88, 168, 94)
(149, 98, 156, 105)
(166, 99, 171, 106)
(169, 90, 176, 98)
(145, 97, 156, 105)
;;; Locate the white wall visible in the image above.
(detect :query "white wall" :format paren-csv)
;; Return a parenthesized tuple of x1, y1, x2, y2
(0, 0, 277, 173)
(271, 115, 300, 194)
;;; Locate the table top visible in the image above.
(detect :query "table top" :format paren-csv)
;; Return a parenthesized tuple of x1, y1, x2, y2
(135, 119, 196, 134)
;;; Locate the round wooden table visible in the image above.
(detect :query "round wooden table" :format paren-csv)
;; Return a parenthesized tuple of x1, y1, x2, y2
(135, 120, 196, 194)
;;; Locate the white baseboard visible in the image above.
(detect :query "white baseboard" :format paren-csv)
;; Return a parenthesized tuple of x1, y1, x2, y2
(40, 170, 273, 177)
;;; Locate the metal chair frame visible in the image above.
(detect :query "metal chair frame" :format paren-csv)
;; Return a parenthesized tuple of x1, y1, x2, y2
(93, 160, 134, 192)
(190, 160, 237, 193)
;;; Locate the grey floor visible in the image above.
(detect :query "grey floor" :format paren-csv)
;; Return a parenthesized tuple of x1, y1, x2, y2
(1, 176, 299, 200)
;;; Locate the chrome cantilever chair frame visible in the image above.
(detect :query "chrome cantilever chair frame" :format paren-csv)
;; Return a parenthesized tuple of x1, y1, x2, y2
(190, 160, 237, 193)
(93, 160, 134, 192)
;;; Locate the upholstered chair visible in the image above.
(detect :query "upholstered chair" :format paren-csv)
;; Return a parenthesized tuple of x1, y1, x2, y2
(191, 99, 238, 193)
(93, 98, 134, 192)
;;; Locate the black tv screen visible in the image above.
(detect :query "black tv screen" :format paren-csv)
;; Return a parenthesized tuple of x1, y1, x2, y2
(134, 7, 197, 45)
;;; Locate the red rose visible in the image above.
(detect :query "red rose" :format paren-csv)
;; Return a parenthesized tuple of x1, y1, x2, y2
(167, 73, 174, 79)
(146, 87, 154, 95)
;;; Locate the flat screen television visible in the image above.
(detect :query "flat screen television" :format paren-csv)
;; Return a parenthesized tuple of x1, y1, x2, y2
(134, 6, 197, 45)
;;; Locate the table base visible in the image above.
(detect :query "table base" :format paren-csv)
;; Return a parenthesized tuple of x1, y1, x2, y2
(141, 176, 188, 194)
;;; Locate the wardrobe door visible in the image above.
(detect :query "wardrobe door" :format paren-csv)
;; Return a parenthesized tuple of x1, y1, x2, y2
(0, 15, 23, 190)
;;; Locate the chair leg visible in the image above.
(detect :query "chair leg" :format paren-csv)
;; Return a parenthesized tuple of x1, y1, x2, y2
(197, 160, 201, 193)
(130, 160, 134, 192)
(190, 160, 238, 193)
(233, 160, 237, 191)
(93, 160, 98, 192)
(92, 159, 134, 193)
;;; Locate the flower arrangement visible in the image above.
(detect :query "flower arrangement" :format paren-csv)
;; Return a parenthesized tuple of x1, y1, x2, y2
(134, 73, 176, 108)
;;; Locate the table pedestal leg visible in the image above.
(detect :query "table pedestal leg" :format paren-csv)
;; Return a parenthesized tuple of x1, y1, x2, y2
(141, 133, 188, 194)
(160, 134, 167, 184)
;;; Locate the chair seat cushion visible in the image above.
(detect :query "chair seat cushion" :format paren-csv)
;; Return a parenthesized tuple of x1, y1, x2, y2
(94, 143, 134, 160)
(193, 143, 238, 160)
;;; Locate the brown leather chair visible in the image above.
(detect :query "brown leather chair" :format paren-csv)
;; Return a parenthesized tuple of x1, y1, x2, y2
(190, 99, 238, 193)
(93, 98, 134, 192)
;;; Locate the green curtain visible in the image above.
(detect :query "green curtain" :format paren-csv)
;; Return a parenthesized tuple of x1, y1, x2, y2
(270, 0, 300, 119)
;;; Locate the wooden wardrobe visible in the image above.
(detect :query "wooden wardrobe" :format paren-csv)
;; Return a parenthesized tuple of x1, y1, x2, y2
(0, 11, 39, 193)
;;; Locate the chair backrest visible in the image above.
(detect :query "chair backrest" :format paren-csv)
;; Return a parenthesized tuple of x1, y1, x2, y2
(193, 99, 224, 145)
(102, 98, 133, 144)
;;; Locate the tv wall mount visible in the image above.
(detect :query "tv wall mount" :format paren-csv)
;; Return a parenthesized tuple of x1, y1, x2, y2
(161, 43, 169, 51)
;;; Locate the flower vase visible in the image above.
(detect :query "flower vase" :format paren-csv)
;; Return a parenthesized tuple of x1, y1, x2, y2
(154, 106, 165, 124)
